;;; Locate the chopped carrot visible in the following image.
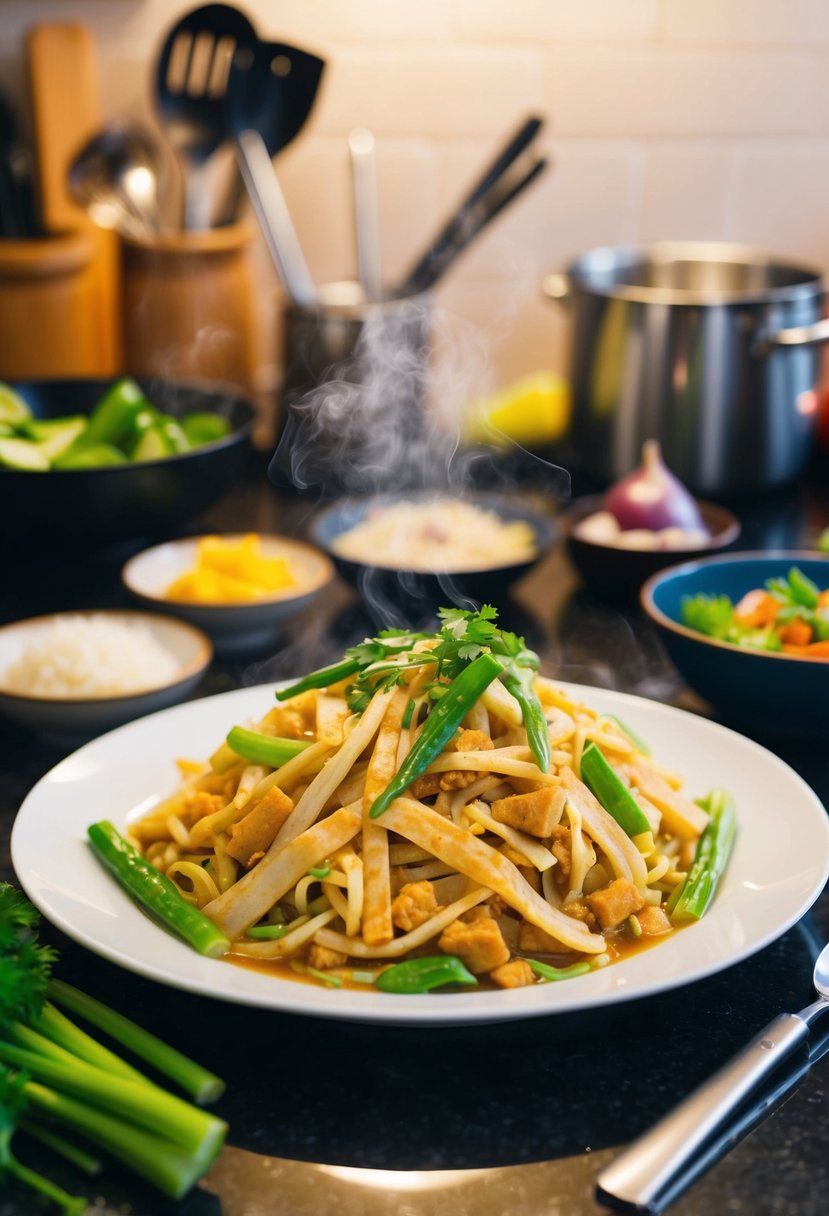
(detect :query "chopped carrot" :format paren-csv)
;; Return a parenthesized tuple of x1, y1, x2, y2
(782, 640, 829, 658)
(818, 590, 829, 609)
(779, 618, 814, 647)
(733, 589, 780, 628)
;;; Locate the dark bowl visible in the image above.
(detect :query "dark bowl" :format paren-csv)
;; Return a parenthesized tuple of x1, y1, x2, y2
(1, 377, 255, 549)
(309, 490, 557, 611)
(641, 551, 829, 734)
(561, 494, 741, 604)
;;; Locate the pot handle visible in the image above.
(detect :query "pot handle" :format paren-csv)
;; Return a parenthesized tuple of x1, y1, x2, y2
(541, 272, 571, 305)
(753, 316, 829, 359)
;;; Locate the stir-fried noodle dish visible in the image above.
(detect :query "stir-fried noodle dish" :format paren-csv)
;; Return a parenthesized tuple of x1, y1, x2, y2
(119, 608, 736, 995)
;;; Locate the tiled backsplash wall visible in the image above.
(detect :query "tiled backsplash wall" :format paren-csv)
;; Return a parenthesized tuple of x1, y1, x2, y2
(3, 0, 829, 397)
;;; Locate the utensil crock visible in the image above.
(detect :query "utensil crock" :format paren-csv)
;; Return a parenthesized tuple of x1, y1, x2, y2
(271, 280, 431, 497)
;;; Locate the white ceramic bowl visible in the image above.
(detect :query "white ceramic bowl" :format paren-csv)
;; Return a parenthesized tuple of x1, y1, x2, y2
(122, 534, 335, 653)
(0, 610, 212, 738)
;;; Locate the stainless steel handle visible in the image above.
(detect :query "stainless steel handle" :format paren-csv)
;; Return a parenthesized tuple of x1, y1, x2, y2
(349, 128, 383, 303)
(595, 1012, 809, 1212)
(235, 128, 318, 309)
(753, 316, 829, 358)
(541, 272, 571, 304)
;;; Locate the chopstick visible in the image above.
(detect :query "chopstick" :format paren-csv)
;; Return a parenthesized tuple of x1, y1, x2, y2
(394, 113, 547, 297)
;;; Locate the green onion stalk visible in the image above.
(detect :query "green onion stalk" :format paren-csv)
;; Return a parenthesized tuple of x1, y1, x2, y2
(0, 882, 228, 1210)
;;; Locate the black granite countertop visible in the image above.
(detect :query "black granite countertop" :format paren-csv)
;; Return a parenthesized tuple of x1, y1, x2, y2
(1, 452, 828, 1216)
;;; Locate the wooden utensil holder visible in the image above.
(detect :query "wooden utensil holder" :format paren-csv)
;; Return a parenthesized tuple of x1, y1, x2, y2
(0, 229, 103, 380)
(121, 222, 258, 394)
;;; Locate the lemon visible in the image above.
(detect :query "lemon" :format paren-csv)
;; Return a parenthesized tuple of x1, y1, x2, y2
(0, 383, 32, 428)
(465, 371, 571, 448)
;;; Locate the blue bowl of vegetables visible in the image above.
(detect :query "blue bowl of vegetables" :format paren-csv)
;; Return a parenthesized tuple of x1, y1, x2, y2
(641, 552, 829, 735)
(0, 377, 255, 549)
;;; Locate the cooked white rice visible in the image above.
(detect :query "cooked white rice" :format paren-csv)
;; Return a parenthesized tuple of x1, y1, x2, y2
(3, 614, 179, 699)
(330, 499, 538, 572)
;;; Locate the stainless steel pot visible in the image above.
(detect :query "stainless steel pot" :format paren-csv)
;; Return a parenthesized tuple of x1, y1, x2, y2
(542, 241, 829, 495)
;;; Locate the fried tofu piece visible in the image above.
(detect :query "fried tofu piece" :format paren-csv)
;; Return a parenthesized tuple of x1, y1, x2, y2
(636, 905, 673, 936)
(563, 899, 598, 929)
(624, 761, 709, 840)
(452, 729, 494, 753)
(491, 786, 566, 838)
(410, 730, 494, 797)
(518, 921, 568, 955)
(586, 877, 645, 930)
(490, 959, 535, 989)
(308, 943, 348, 970)
(226, 785, 295, 867)
(439, 913, 510, 974)
(391, 881, 443, 932)
(550, 824, 571, 876)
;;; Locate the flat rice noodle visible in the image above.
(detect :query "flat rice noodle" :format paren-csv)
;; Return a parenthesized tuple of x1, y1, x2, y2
(381, 798, 605, 954)
(361, 689, 408, 945)
(623, 760, 709, 840)
(203, 805, 361, 938)
(273, 689, 394, 847)
(314, 886, 492, 959)
(559, 768, 649, 891)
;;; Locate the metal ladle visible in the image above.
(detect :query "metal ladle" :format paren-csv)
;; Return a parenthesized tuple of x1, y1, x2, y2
(69, 123, 164, 241)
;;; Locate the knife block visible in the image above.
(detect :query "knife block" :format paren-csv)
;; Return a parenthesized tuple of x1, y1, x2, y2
(0, 229, 102, 379)
(121, 222, 259, 395)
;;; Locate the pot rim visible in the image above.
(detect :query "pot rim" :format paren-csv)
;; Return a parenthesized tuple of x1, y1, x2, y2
(562, 240, 823, 306)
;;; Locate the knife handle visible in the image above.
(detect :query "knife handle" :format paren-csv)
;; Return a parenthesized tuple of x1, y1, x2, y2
(595, 1012, 809, 1212)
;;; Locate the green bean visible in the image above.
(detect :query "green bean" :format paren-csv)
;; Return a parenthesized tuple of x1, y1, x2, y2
(579, 742, 651, 837)
(668, 790, 736, 923)
(375, 955, 477, 994)
(501, 667, 550, 773)
(87, 822, 229, 958)
(274, 657, 363, 700)
(369, 652, 503, 819)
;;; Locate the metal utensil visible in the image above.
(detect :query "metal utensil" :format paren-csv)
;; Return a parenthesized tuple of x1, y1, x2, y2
(348, 127, 383, 301)
(154, 3, 257, 230)
(69, 122, 164, 241)
(215, 36, 325, 226)
(596, 938, 829, 1212)
(234, 127, 317, 307)
(395, 113, 547, 297)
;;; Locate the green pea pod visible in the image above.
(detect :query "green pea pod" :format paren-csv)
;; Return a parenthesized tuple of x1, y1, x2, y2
(225, 726, 311, 769)
(376, 955, 477, 994)
(369, 652, 503, 819)
(87, 821, 229, 958)
(579, 742, 651, 838)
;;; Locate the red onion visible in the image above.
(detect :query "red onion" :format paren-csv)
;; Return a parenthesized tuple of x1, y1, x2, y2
(603, 440, 705, 532)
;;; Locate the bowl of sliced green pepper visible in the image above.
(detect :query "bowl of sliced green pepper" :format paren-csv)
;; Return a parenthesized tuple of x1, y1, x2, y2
(0, 377, 255, 547)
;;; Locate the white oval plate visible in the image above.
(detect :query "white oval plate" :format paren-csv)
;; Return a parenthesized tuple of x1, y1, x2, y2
(11, 682, 829, 1026)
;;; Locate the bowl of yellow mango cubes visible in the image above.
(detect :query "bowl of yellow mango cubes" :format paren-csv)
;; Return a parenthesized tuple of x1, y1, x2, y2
(122, 533, 335, 652)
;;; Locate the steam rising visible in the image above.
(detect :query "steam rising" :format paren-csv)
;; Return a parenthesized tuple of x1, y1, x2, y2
(269, 292, 570, 502)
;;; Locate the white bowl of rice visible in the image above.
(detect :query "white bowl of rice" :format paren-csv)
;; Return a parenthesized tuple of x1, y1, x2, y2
(0, 610, 212, 738)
